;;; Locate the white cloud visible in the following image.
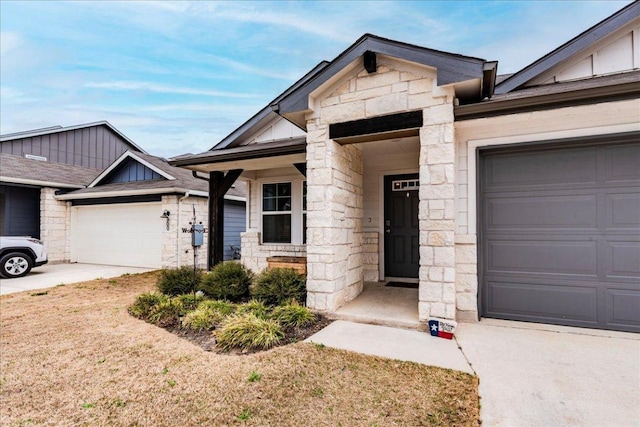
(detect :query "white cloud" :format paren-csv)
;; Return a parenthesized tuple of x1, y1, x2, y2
(0, 31, 21, 54)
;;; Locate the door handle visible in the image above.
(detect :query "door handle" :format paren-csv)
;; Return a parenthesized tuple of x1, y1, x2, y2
(385, 229, 390, 234)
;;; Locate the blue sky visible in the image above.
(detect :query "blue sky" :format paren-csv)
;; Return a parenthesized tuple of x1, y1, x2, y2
(0, 1, 631, 158)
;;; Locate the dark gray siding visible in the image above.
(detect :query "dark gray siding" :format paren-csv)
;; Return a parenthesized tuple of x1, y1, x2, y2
(105, 158, 162, 184)
(480, 136, 640, 333)
(0, 184, 40, 238)
(1, 125, 136, 170)
(223, 200, 246, 260)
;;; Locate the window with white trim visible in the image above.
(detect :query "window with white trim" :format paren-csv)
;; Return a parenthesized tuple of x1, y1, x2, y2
(261, 180, 306, 244)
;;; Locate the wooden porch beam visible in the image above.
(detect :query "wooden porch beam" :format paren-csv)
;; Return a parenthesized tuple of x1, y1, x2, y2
(208, 169, 243, 269)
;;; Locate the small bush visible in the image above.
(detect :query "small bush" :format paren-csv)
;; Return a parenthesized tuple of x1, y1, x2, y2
(236, 299, 270, 319)
(181, 300, 236, 331)
(129, 292, 169, 319)
(148, 300, 183, 327)
(216, 313, 284, 351)
(200, 262, 253, 302)
(157, 266, 203, 296)
(172, 293, 204, 312)
(272, 300, 316, 328)
(251, 268, 306, 306)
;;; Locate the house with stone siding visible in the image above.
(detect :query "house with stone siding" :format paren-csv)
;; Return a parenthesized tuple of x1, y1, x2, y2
(171, 2, 639, 333)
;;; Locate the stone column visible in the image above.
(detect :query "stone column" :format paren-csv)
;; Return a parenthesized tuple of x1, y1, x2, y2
(418, 102, 457, 321)
(306, 119, 364, 312)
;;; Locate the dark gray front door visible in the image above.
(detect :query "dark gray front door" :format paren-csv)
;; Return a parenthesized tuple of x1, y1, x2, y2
(384, 174, 419, 278)
(480, 136, 640, 332)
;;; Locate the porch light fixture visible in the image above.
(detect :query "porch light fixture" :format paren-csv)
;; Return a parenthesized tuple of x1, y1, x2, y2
(160, 210, 171, 230)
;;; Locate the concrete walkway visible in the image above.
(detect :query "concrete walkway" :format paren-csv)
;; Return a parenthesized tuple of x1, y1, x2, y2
(307, 318, 640, 427)
(306, 320, 473, 373)
(0, 263, 155, 295)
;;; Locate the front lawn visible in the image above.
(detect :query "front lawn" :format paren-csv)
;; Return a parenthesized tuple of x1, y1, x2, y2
(0, 272, 479, 426)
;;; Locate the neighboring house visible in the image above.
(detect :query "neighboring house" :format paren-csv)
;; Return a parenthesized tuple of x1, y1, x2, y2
(171, 3, 639, 333)
(0, 122, 246, 268)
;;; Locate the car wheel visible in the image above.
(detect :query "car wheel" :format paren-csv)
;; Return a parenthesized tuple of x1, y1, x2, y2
(0, 252, 33, 278)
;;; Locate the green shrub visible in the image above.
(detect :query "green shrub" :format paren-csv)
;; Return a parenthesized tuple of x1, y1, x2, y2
(216, 313, 284, 351)
(200, 262, 253, 301)
(157, 266, 203, 296)
(272, 300, 316, 328)
(148, 300, 183, 327)
(129, 292, 169, 319)
(236, 299, 270, 319)
(172, 293, 204, 311)
(181, 300, 236, 331)
(251, 268, 306, 306)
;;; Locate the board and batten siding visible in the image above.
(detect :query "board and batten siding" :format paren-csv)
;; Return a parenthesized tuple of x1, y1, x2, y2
(223, 200, 246, 260)
(1, 125, 136, 170)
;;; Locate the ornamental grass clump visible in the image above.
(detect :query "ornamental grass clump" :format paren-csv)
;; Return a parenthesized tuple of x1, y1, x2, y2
(271, 300, 316, 329)
(172, 293, 205, 312)
(181, 300, 236, 331)
(200, 262, 253, 302)
(156, 266, 203, 296)
(128, 292, 169, 319)
(147, 299, 183, 327)
(236, 299, 270, 319)
(251, 268, 306, 306)
(215, 313, 284, 351)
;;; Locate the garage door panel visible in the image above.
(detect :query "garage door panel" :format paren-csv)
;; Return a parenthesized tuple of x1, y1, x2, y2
(606, 192, 640, 229)
(481, 138, 640, 332)
(605, 144, 640, 182)
(487, 240, 598, 277)
(484, 148, 597, 190)
(607, 289, 640, 328)
(606, 241, 640, 279)
(486, 195, 597, 230)
(71, 203, 162, 268)
(486, 279, 598, 323)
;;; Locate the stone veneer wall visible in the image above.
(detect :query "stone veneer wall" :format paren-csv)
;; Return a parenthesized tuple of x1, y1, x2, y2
(240, 230, 307, 273)
(161, 195, 209, 269)
(306, 119, 364, 311)
(40, 187, 71, 263)
(418, 97, 458, 321)
(362, 232, 379, 282)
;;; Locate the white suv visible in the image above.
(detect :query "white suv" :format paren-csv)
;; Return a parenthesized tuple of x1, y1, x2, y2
(0, 236, 48, 278)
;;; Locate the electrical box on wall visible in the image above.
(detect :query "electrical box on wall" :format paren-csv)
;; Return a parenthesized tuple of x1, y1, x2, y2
(192, 224, 204, 246)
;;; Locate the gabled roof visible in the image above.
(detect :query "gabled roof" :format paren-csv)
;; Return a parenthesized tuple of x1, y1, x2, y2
(495, 1, 640, 95)
(274, 34, 493, 121)
(88, 151, 176, 187)
(0, 121, 147, 153)
(57, 151, 246, 201)
(0, 153, 99, 188)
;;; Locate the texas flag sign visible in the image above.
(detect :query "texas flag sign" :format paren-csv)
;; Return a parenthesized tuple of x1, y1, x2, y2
(428, 318, 457, 340)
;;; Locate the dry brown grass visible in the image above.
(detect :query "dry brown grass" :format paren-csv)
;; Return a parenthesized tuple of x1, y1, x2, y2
(0, 272, 479, 426)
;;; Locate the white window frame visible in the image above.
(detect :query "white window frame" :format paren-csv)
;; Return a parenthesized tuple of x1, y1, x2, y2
(259, 177, 306, 245)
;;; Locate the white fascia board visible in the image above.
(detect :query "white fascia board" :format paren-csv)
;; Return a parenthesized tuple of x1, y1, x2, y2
(223, 195, 246, 203)
(0, 176, 84, 189)
(88, 151, 175, 187)
(55, 187, 205, 200)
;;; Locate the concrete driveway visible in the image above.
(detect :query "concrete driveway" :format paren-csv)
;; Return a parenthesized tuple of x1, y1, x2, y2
(0, 263, 155, 295)
(455, 319, 640, 427)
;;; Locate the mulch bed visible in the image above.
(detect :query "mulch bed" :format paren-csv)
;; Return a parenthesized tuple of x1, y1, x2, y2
(163, 314, 333, 354)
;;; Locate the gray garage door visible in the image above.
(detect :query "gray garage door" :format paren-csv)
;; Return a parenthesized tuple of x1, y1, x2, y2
(480, 135, 640, 333)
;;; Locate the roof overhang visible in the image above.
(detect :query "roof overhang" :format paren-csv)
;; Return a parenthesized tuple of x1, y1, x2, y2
(0, 176, 85, 189)
(456, 70, 640, 120)
(272, 34, 493, 129)
(495, 1, 640, 94)
(169, 138, 306, 173)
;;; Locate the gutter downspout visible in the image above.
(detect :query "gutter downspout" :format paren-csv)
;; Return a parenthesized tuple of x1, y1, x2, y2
(177, 191, 191, 267)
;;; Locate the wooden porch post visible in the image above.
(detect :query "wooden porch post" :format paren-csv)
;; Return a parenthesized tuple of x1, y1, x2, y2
(208, 169, 243, 269)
